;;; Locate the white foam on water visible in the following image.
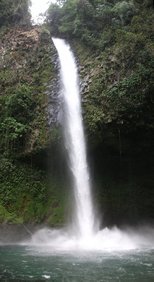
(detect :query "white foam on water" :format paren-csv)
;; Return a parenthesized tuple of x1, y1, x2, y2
(27, 226, 154, 252)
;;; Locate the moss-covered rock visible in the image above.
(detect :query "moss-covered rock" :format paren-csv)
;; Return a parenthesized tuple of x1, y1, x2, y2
(73, 8, 154, 156)
(0, 25, 63, 225)
(0, 26, 59, 157)
(0, 156, 65, 224)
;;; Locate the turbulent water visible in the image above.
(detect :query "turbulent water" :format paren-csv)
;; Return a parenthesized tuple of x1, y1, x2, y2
(52, 38, 96, 239)
(0, 246, 154, 281)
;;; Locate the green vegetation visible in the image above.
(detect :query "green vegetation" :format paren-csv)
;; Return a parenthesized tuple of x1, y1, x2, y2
(0, 11, 61, 224)
(0, 0, 31, 27)
(46, 0, 152, 47)
(81, 7, 154, 145)
(0, 26, 56, 156)
(45, 0, 154, 225)
(0, 84, 36, 153)
(0, 156, 65, 224)
(46, 1, 153, 148)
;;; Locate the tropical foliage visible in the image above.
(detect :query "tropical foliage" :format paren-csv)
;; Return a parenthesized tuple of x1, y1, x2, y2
(0, 0, 31, 27)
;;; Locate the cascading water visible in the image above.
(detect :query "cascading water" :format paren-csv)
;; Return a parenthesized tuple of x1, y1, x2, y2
(52, 38, 96, 239)
(28, 39, 154, 252)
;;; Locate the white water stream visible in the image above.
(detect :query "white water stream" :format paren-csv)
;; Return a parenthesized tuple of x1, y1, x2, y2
(52, 38, 96, 239)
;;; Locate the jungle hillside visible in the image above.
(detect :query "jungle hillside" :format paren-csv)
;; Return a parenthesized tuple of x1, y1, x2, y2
(0, 0, 153, 227)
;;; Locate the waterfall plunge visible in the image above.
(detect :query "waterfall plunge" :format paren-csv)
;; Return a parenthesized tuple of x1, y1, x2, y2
(52, 38, 96, 239)
(29, 39, 154, 252)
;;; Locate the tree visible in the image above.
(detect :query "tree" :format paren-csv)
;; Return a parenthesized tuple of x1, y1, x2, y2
(112, 1, 136, 25)
(6, 84, 36, 124)
(0, 0, 31, 27)
(0, 84, 36, 152)
(46, 0, 137, 44)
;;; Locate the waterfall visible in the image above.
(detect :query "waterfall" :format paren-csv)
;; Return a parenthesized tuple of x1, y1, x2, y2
(52, 38, 96, 239)
(30, 39, 154, 252)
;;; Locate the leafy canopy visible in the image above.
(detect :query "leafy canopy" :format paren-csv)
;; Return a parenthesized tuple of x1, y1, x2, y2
(46, 0, 137, 40)
(0, 0, 31, 27)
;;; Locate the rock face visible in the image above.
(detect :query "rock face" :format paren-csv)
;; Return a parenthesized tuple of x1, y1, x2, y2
(0, 26, 60, 156)
(0, 26, 65, 226)
(0, 12, 153, 226)
(0, 27, 41, 84)
(46, 56, 62, 127)
(71, 7, 154, 226)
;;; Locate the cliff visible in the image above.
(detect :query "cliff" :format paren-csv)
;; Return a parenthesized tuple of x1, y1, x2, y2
(0, 26, 65, 225)
(0, 0, 154, 226)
